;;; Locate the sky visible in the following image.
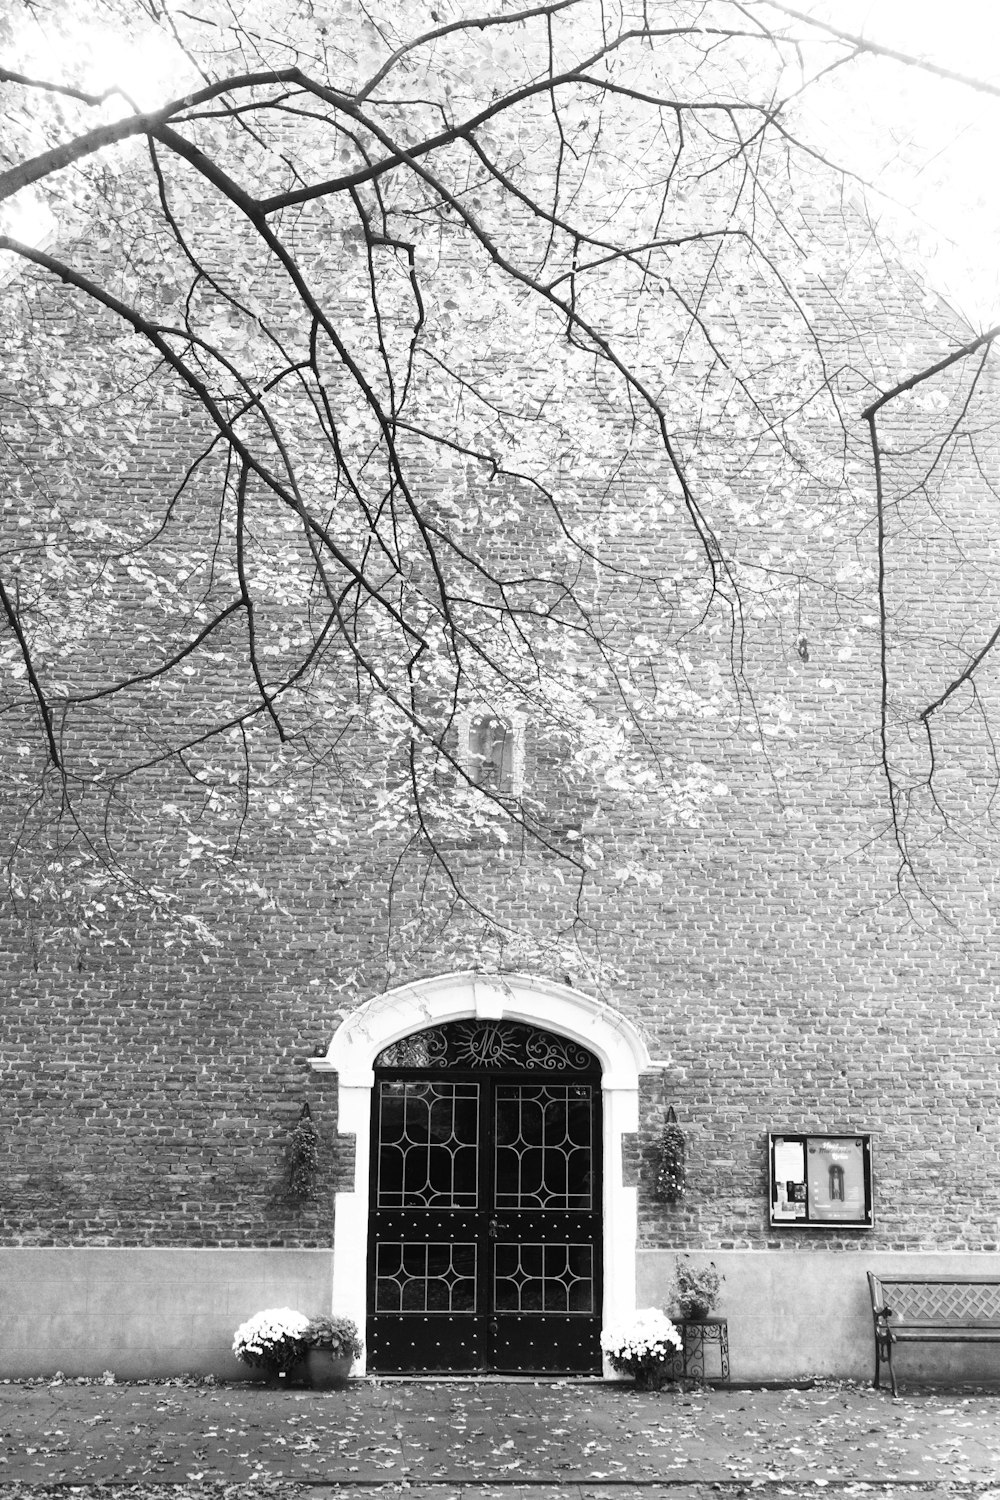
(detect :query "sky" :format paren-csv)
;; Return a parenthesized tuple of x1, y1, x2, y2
(788, 0, 1000, 325)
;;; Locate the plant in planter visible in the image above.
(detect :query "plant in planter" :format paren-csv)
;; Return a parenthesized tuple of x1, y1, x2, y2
(232, 1307, 311, 1383)
(302, 1314, 363, 1388)
(670, 1257, 723, 1320)
(653, 1107, 686, 1203)
(288, 1103, 319, 1202)
(601, 1308, 682, 1390)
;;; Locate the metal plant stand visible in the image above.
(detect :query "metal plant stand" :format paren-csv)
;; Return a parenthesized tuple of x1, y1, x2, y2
(674, 1317, 730, 1384)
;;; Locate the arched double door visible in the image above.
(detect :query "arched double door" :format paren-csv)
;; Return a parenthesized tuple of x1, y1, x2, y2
(367, 1019, 603, 1374)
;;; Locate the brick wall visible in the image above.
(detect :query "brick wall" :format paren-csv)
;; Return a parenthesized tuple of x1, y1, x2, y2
(4, 198, 1000, 1262)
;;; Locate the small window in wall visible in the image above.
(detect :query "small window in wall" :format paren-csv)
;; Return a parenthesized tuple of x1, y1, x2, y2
(768, 1133, 873, 1228)
(463, 711, 524, 796)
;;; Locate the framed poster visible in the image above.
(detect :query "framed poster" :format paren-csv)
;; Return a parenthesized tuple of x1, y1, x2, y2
(768, 1133, 873, 1228)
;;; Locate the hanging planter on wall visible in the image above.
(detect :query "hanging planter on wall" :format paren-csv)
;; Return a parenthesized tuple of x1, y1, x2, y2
(653, 1106, 686, 1203)
(288, 1102, 319, 1202)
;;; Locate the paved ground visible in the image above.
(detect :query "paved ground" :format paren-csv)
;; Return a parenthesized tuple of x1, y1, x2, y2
(2, 1378, 1000, 1499)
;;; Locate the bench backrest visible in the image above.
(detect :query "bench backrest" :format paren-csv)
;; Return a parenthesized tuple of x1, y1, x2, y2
(868, 1272, 1000, 1324)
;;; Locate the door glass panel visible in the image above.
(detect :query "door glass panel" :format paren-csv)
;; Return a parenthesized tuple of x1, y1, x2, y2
(494, 1083, 594, 1209)
(494, 1242, 595, 1313)
(376, 1081, 479, 1207)
(375, 1242, 478, 1313)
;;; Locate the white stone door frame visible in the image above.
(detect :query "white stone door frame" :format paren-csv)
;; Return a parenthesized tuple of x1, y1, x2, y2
(310, 970, 659, 1376)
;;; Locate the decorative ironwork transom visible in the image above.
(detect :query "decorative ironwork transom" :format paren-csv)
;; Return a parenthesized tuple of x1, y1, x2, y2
(375, 1020, 598, 1073)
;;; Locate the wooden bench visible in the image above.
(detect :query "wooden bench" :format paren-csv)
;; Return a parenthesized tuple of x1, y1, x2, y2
(868, 1271, 1000, 1395)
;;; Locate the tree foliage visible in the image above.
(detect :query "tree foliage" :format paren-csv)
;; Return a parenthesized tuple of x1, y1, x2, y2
(2, 0, 1000, 953)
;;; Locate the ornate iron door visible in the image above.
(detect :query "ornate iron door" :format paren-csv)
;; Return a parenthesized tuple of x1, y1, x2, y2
(367, 1021, 603, 1374)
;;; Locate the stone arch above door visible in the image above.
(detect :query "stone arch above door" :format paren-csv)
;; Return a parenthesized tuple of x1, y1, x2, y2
(310, 970, 660, 1375)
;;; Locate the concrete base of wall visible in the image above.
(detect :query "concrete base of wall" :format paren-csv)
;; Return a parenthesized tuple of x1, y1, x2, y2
(7, 1246, 1000, 1383)
(0, 1248, 335, 1379)
(638, 1250, 1000, 1384)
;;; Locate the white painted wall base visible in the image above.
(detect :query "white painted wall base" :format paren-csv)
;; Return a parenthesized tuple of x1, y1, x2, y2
(0, 1248, 335, 1379)
(7, 1245, 1000, 1383)
(638, 1249, 1000, 1384)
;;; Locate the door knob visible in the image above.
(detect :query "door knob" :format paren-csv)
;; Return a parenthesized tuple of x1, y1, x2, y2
(488, 1217, 500, 1238)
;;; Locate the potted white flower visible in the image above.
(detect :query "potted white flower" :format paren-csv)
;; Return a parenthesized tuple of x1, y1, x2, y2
(232, 1307, 311, 1384)
(302, 1314, 363, 1388)
(601, 1308, 682, 1390)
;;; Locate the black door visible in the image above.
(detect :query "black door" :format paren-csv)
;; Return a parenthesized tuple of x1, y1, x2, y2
(367, 1020, 603, 1374)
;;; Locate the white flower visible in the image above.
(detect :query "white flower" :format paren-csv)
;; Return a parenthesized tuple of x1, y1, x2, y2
(601, 1307, 682, 1367)
(232, 1307, 311, 1367)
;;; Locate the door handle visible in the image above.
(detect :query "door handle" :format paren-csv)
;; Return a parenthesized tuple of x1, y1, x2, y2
(488, 1217, 500, 1238)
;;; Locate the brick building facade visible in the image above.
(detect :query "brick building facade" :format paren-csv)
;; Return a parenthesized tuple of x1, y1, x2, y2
(4, 145, 1000, 1383)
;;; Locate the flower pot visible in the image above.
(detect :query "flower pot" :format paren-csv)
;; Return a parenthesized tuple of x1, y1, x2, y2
(305, 1348, 353, 1388)
(680, 1302, 711, 1321)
